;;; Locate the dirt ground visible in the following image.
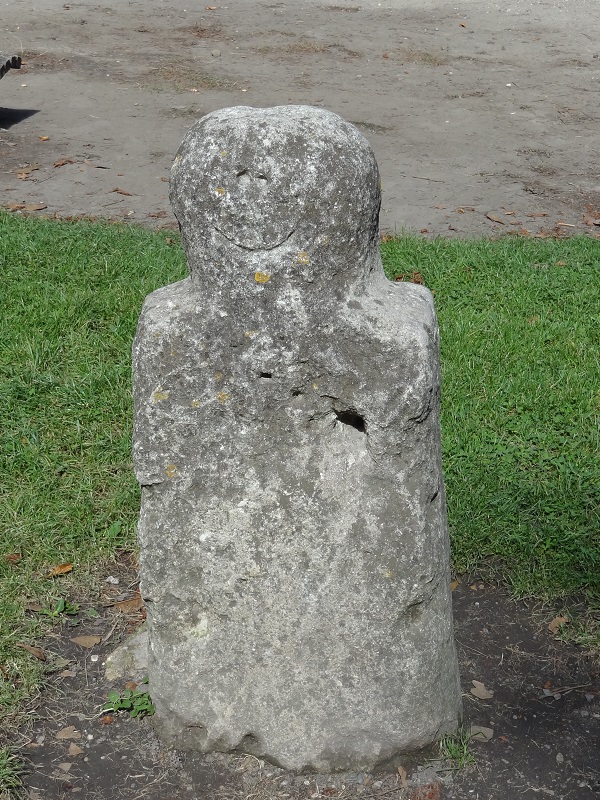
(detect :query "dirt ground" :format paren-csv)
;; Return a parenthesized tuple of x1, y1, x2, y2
(1, 0, 599, 236)
(15, 555, 600, 800)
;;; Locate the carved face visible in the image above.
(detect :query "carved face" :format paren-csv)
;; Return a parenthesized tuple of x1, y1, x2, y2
(169, 106, 381, 292)
(174, 119, 317, 251)
(204, 158, 304, 251)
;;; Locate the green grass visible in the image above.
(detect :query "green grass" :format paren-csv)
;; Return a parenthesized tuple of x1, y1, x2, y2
(381, 236, 600, 601)
(439, 727, 475, 768)
(0, 214, 598, 789)
(0, 748, 26, 798)
(0, 214, 186, 759)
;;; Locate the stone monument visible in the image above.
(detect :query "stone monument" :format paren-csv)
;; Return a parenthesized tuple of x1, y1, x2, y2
(132, 105, 462, 772)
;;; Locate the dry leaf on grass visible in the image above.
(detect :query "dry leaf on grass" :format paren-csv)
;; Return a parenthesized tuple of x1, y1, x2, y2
(583, 213, 600, 226)
(450, 579, 460, 590)
(14, 163, 39, 179)
(4, 553, 21, 564)
(67, 743, 84, 757)
(7, 202, 47, 212)
(47, 563, 73, 577)
(470, 725, 494, 742)
(25, 603, 43, 612)
(398, 766, 408, 788)
(548, 615, 569, 634)
(55, 726, 81, 740)
(471, 679, 494, 700)
(71, 635, 101, 648)
(17, 643, 46, 661)
(110, 596, 144, 613)
(410, 782, 442, 800)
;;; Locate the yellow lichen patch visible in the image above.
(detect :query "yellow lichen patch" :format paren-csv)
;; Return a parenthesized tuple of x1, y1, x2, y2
(254, 272, 270, 284)
(214, 371, 223, 382)
(191, 399, 201, 408)
(296, 250, 311, 265)
(219, 150, 228, 157)
(151, 387, 170, 404)
(165, 464, 177, 478)
(215, 186, 226, 196)
(217, 391, 230, 403)
(244, 330, 259, 338)
(312, 383, 319, 390)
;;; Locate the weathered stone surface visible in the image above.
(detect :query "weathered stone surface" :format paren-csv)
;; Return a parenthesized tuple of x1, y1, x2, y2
(133, 105, 461, 772)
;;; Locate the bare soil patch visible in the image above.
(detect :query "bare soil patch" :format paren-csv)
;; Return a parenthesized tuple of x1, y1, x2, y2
(14, 555, 600, 800)
(0, 0, 599, 235)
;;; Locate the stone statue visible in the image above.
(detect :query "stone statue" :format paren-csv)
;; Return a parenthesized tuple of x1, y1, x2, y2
(132, 105, 461, 772)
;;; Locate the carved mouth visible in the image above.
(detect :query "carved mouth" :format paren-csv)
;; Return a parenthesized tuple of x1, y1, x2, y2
(211, 224, 295, 251)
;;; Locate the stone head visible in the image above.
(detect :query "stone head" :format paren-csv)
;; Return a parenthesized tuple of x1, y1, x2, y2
(169, 105, 382, 293)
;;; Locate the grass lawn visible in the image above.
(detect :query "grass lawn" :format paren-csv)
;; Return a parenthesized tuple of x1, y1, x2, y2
(0, 213, 599, 787)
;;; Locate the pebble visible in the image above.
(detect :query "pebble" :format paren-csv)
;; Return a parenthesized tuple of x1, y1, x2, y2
(105, 575, 119, 585)
(211, 49, 221, 57)
(556, 753, 564, 764)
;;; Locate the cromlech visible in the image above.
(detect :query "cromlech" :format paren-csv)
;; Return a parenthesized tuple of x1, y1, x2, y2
(132, 105, 462, 772)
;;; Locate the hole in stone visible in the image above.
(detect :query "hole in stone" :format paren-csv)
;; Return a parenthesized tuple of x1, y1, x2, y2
(334, 409, 366, 432)
(291, 388, 303, 397)
(256, 172, 268, 182)
(236, 168, 250, 185)
(260, 371, 272, 379)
